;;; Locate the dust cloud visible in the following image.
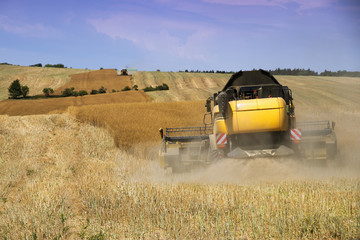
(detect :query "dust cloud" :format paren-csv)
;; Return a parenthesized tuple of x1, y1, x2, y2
(131, 104, 360, 185)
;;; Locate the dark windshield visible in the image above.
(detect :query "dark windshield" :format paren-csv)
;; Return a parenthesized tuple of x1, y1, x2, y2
(222, 69, 280, 91)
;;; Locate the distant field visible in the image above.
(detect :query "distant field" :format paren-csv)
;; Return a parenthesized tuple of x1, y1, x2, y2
(131, 71, 360, 109)
(0, 65, 90, 101)
(54, 69, 132, 94)
(132, 71, 231, 101)
(0, 91, 150, 116)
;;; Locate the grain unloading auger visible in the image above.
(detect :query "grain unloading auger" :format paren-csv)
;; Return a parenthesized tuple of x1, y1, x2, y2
(159, 70, 337, 172)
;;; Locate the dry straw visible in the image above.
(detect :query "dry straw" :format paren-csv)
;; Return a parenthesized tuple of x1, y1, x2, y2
(0, 114, 359, 239)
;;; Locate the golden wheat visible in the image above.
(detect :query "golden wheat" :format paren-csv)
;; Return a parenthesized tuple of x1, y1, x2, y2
(0, 65, 90, 100)
(68, 100, 207, 149)
(0, 91, 151, 116)
(1, 69, 360, 239)
(0, 114, 359, 239)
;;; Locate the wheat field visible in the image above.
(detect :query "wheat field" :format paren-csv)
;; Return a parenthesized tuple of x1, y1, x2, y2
(0, 65, 90, 101)
(131, 71, 360, 106)
(54, 69, 132, 95)
(0, 91, 151, 116)
(0, 114, 359, 239)
(68, 100, 207, 150)
(1, 67, 360, 239)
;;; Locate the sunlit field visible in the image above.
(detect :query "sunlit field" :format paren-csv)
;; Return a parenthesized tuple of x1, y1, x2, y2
(0, 114, 359, 239)
(1, 68, 360, 239)
(0, 65, 89, 101)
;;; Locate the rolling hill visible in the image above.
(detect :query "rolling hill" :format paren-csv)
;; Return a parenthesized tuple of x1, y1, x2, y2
(0, 91, 150, 116)
(0, 65, 90, 101)
(131, 71, 360, 111)
(54, 69, 132, 94)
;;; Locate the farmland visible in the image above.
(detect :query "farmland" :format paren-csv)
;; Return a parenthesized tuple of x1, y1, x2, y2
(54, 69, 132, 95)
(0, 66, 359, 239)
(0, 65, 90, 101)
(0, 92, 150, 116)
(0, 114, 359, 239)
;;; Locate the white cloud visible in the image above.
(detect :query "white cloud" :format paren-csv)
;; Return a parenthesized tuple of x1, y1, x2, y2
(87, 13, 216, 60)
(0, 15, 60, 38)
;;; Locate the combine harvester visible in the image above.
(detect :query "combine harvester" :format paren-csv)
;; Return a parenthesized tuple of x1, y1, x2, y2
(159, 70, 338, 172)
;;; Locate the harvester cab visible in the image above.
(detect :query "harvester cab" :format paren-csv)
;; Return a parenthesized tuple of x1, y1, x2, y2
(159, 70, 338, 172)
(120, 69, 128, 75)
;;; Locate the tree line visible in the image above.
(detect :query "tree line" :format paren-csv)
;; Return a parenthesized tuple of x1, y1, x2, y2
(178, 68, 360, 77)
(8, 80, 169, 99)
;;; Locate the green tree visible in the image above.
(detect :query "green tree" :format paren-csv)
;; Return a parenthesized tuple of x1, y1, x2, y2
(122, 86, 131, 91)
(90, 89, 98, 95)
(78, 90, 88, 96)
(43, 88, 54, 97)
(8, 79, 22, 98)
(62, 87, 75, 97)
(30, 63, 42, 67)
(98, 86, 107, 94)
(21, 85, 29, 98)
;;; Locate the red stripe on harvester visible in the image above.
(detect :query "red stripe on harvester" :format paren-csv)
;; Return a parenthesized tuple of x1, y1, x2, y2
(216, 133, 227, 145)
(290, 129, 301, 141)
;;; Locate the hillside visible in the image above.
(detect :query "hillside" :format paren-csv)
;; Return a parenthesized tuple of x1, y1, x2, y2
(131, 71, 360, 110)
(132, 71, 231, 101)
(0, 65, 90, 101)
(54, 69, 132, 94)
(0, 91, 150, 116)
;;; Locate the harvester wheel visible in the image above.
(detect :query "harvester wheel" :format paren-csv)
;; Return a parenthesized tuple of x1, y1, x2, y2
(209, 149, 224, 163)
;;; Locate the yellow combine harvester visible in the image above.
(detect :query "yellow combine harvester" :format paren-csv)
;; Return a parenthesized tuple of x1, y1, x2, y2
(159, 70, 337, 172)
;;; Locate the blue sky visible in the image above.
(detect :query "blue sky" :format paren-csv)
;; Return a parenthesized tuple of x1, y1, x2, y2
(0, 0, 359, 72)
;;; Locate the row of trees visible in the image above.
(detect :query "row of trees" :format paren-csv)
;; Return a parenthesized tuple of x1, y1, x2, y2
(179, 70, 234, 74)
(178, 68, 360, 77)
(143, 83, 169, 92)
(269, 68, 318, 76)
(118, 83, 169, 92)
(319, 70, 360, 77)
(30, 63, 66, 68)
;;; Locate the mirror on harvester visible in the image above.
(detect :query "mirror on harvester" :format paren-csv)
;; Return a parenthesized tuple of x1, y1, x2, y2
(205, 98, 212, 112)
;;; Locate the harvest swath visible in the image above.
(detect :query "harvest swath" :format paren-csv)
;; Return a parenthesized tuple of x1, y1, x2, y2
(0, 66, 359, 239)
